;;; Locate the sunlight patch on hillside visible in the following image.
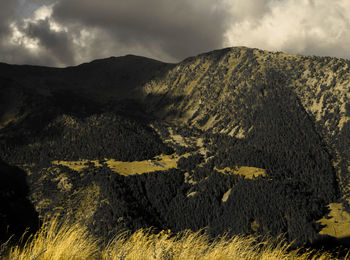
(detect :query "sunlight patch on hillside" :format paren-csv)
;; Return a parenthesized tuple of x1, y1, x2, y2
(339, 116, 350, 131)
(317, 203, 350, 239)
(52, 154, 188, 176)
(106, 154, 182, 175)
(215, 166, 266, 179)
(52, 160, 102, 172)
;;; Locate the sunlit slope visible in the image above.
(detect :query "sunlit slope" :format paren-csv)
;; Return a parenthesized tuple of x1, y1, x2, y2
(142, 47, 349, 198)
(144, 47, 349, 136)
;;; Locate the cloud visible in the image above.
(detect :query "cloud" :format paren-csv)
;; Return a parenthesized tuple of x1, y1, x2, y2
(0, 0, 36, 65)
(224, 0, 350, 59)
(0, 0, 20, 35)
(227, 0, 272, 21)
(0, 1, 70, 66)
(1, 0, 350, 67)
(0, 0, 230, 66)
(51, 0, 230, 63)
(23, 18, 75, 65)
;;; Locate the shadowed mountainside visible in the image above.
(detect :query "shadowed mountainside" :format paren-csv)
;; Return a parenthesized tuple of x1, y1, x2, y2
(0, 160, 38, 243)
(0, 47, 349, 248)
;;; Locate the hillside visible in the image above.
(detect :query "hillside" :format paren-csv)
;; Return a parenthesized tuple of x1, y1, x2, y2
(0, 47, 349, 250)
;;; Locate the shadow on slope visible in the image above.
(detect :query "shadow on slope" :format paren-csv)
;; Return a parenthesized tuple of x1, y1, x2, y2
(309, 235, 350, 258)
(0, 54, 179, 165)
(0, 160, 39, 243)
(0, 94, 185, 166)
(0, 54, 175, 136)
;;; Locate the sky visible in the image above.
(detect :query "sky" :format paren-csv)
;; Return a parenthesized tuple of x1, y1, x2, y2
(1, 0, 350, 67)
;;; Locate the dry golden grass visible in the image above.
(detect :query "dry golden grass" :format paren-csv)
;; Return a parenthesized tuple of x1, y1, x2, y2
(215, 166, 266, 179)
(52, 154, 188, 176)
(52, 160, 102, 172)
(105, 154, 181, 176)
(103, 229, 343, 260)
(3, 219, 348, 260)
(6, 218, 100, 260)
(317, 203, 350, 239)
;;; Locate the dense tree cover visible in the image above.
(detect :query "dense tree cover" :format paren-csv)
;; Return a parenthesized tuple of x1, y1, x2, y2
(29, 156, 334, 246)
(206, 69, 338, 201)
(177, 153, 204, 171)
(0, 112, 173, 163)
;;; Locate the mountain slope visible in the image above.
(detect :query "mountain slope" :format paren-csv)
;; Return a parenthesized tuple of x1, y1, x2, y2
(143, 47, 349, 197)
(0, 47, 349, 247)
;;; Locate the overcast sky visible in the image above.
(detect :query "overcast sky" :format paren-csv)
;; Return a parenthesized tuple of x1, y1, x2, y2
(1, 0, 350, 67)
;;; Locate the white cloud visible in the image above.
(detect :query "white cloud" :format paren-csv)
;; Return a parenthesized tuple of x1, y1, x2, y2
(9, 22, 39, 51)
(29, 5, 65, 33)
(226, 0, 272, 21)
(33, 4, 52, 20)
(224, 0, 350, 58)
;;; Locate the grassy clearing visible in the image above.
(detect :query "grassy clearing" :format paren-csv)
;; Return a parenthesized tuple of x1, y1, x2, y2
(2, 219, 347, 259)
(52, 160, 102, 172)
(52, 154, 185, 176)
(317, 203, 350, 239)
(52, 151, 265, 179)
(215, 166, 266, 179)
(105, 154, 180, 176)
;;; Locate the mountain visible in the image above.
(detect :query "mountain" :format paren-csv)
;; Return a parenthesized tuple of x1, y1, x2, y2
(0, 47, 349, 248)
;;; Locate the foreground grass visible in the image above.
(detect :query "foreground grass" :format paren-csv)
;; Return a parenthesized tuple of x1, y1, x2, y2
(2, 219, 347, 260)
(5, 220, 100, 259)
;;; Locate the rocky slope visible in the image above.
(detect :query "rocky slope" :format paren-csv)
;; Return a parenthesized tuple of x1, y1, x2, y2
(0, 47, 349, 247)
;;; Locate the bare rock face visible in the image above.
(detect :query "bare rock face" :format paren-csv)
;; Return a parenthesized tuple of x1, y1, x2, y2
(0, 47, 349, 246)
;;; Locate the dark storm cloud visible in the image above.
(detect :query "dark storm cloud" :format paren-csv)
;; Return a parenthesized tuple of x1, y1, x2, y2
(23, 18, 75, 65)
(0, 0, 40, 65)
(0, 0, 67, 66)
(51, 0, 229, 62)
(0, 0, 17, 36)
